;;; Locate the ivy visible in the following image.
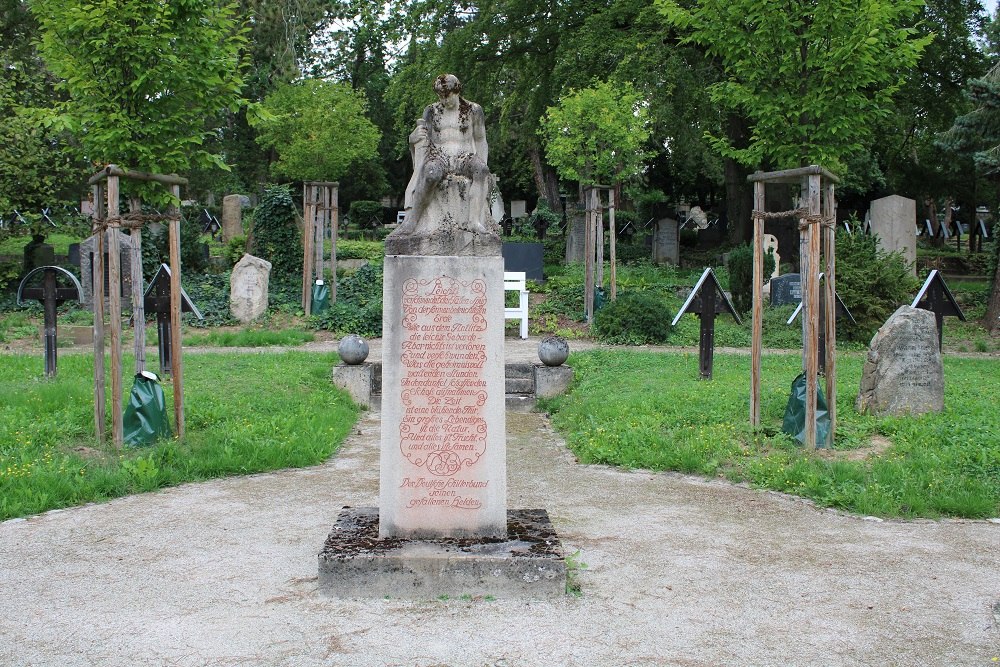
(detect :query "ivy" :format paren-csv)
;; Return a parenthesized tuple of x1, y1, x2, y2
(247, 185, 302, 283)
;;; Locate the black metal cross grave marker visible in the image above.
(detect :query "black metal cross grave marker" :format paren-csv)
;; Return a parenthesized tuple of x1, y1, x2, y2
(911, 269, 965, 350)
(143, 264, 203, 376)
(671, 267, 742, 379)
(787, 273, 856, 372)
(16, 266, 84, 377)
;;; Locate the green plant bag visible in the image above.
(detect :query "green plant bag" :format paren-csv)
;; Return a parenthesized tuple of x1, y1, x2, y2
(312, 280, 330, 314)
(781, 372, 831, 447)
(123, 371, 172, 447)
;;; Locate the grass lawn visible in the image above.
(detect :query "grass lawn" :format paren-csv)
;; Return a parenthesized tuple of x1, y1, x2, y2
(0, 351, 357, 520)
(544, 350, 1000, 519)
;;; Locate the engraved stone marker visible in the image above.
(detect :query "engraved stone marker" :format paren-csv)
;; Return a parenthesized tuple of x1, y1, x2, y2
(229, 254, 271, 323)
(855, 306, 943, 416)
(652, 218, 679, 265)
(79, 230, 134, 310)
(221, 194, 244, 243)
(870, 195, 917, 276)
(770, 273, 801, 306)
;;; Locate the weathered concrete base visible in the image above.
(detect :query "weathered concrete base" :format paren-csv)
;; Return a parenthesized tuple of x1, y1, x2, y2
(534, 365, 574, 399)
(319, 507, 566, 599)
(331, 363, 374, 408)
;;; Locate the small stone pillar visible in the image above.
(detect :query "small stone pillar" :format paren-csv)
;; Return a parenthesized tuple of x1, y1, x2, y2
(331, 335, 373, 408)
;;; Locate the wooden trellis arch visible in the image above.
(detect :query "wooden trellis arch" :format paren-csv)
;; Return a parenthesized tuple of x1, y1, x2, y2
(748, 165, 839, 448)
(88, 164, 188, 448)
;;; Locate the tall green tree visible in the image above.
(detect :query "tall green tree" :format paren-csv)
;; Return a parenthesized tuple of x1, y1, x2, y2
(540, 80, 653, 186)
(29, 0, 246, 198)
(249, 79, 381, 183)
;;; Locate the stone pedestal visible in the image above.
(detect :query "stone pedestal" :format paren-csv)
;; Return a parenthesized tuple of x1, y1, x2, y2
(870, 195, 917, 275)
(332, 363, 375, 408)
(379, 255, 507, 539)
(534, 365, 574, 399)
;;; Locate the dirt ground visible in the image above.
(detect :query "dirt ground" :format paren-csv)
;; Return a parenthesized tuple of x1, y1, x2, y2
(1, 405, 997, 667)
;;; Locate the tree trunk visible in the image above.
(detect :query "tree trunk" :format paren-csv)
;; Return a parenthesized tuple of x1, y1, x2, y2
(724, 114, 753, 245)
(529, 145, 562, 212)
(986, 257, 1000, 334)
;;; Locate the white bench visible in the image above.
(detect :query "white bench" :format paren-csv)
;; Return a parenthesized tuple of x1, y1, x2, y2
(503, 271, 529, 339)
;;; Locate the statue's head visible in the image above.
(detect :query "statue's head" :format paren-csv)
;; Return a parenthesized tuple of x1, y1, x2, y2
(434, 74, 462, 99)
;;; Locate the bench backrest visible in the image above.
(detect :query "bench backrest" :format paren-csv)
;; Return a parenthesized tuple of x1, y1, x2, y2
(503, 271, 526, 292)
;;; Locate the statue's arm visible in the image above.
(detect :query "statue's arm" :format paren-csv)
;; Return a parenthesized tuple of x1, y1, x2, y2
(472, 103, 488, 165)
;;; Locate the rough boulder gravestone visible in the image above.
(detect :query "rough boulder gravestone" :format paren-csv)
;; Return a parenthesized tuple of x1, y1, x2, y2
(229, 254, 271, 323)
(856, 306, 943, 416)
(319, 74, 565, 598)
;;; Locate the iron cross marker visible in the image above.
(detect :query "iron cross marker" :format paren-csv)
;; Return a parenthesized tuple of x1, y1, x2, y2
(911, 269, 965, 350)
(672, 267, 742, 379)
(143, 264, 203, 376)
(17, 266, 84, 377)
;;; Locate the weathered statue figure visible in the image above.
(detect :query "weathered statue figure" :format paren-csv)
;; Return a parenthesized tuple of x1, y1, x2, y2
(386, 74, 501, 256)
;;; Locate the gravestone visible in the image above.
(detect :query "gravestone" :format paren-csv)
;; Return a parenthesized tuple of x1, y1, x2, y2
(68, 243, 81, 268)
(855, 306, 943, 416)
(511, 200, 527, 219)
(652, 218, 679, 265)
(870, 195, 917, 275)
(564, 207, 586, 263)
(502, 242, 544, 281)
(79, 230, 135, 310)
(229, 254, 271, 323)
(221, 194, 244, 243)
(22, 235, 55, 276)
(770, 273, 801, 306)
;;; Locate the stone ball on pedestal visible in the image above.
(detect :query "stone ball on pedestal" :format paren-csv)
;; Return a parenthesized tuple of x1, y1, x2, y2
(338, 334, 369, 365)
(538, 336, 569, 367)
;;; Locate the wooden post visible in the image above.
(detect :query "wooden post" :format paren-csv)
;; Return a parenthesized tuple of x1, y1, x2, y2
(330, 184, 339, 304)
(595, 190, 605, 292)
(803, 174, 822, 449)
(583, 187, 596, 323)
(129, 199, 145, 374)
(106, 174, 124, 449)
(608, 187, 617, 301)
(314, 185, 323, 282)
(92, 184, 106, 442)
(168, 184, 185, 438)
(302, 183, 314, 314)
(823, 182, 837, 444)
(750, 182, 765, 426)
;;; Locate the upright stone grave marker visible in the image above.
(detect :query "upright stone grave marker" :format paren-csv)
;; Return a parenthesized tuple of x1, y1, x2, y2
(79, 230, 134, 310)
(856, 306, 943, 416)
(652, 217, 679, 265)
(23, 235, 55, 276)
(229, 254, 271, 323)
(221, 194, 244, 243)
(770, 273, 801, 306)
(870, 195, 917, 275)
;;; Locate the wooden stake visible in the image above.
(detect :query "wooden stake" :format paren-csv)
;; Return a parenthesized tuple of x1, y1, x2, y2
(803, 174, 822, 449)
(92, 184, 106, 443)
(608, 187, 617, 301)
(596, 190, 605, 291)
(583, 187, 596, 324)
(750, 182, 765, 426)
(106, 175, 123, 449)
(331, 184, 339, 304)
(129, 199, 145, 374)
(302, 183, 314, 315)
(314, 185, 323, 282)
(168, 184, 184, 438)
(823, 182, 837, 445)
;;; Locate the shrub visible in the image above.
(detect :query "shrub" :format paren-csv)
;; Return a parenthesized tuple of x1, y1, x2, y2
(592, 290, 673, 345)
(836, 229, 919, 341)
(311, 263, 383, 337)
(337, 240, 384, 262)
(223, 235, 247, 267)
(727, 243, 775, 314)
(248, 185, 302, 281)
(140, 210, 209, 280)
(348, 200, 384, 230)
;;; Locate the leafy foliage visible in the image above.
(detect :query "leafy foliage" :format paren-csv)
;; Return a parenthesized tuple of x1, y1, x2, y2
(835, 229, 920, 341)
(29, 0, 246, 195)
(311, 263, 383, 337)
(247, 185, 302, 282)
(347, 200, 384, 230)
(249, 79, 381, 182)
(727, 244, 776, 315)
(540, 81, 653, 185)
(659, 0, 930, 172)
(592, 290, 674, 345)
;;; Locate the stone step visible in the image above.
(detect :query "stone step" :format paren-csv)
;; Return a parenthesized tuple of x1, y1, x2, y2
(505, 377, 534, 394)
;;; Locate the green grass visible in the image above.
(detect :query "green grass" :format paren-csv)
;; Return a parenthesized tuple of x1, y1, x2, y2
(544, 350, 1000, 519)
(0, 232, 85, 256)
(0, 351, 357, 520)
(183, 327, 315, 347)
(0, 311, 37, 343)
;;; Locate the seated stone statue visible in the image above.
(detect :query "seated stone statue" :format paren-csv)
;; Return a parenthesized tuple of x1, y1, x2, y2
(386, 74, 501, 256)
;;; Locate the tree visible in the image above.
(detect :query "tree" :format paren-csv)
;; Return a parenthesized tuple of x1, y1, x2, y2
(29, 0, 246, 192)
(539, 80, 652, 186)
(248, 79, 381, 183)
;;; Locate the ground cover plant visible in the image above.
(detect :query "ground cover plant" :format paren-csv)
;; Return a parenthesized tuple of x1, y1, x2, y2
(544, 350, 1000, 519)
(0, 352, 357, 520)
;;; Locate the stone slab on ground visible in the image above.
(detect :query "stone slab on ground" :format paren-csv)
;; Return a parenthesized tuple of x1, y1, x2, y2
(319, 507, 566, 599)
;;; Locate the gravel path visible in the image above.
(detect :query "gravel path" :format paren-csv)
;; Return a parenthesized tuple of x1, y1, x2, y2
(1, 405, 998, 666)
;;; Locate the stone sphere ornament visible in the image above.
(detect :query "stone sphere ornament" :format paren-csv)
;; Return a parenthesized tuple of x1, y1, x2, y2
(538, 336, 570, 367)
(338, 334, 370, 365)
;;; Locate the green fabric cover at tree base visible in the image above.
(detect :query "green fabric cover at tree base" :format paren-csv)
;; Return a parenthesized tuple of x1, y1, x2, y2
(312, 281, 331, 314)
(781, 372, 831, 448)
(123, 372, 172, 447)
(583, 286, 606, 321)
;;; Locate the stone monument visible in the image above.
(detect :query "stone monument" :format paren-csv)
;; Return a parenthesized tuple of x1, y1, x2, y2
(320, 74, 565, 598)
(856, 306, 943, 416)
(229, 254, 271, 323)
(870, 195, 917, 275)
(221, 194, 245, 243)
(652, 218, 679, 265)
(79, 230, 134, 310)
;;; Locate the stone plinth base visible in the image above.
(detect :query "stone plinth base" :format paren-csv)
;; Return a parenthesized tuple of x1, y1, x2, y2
(318, 507, 566, 599)
(534, 365, 574, 399)
(331, 363, 374, 408)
